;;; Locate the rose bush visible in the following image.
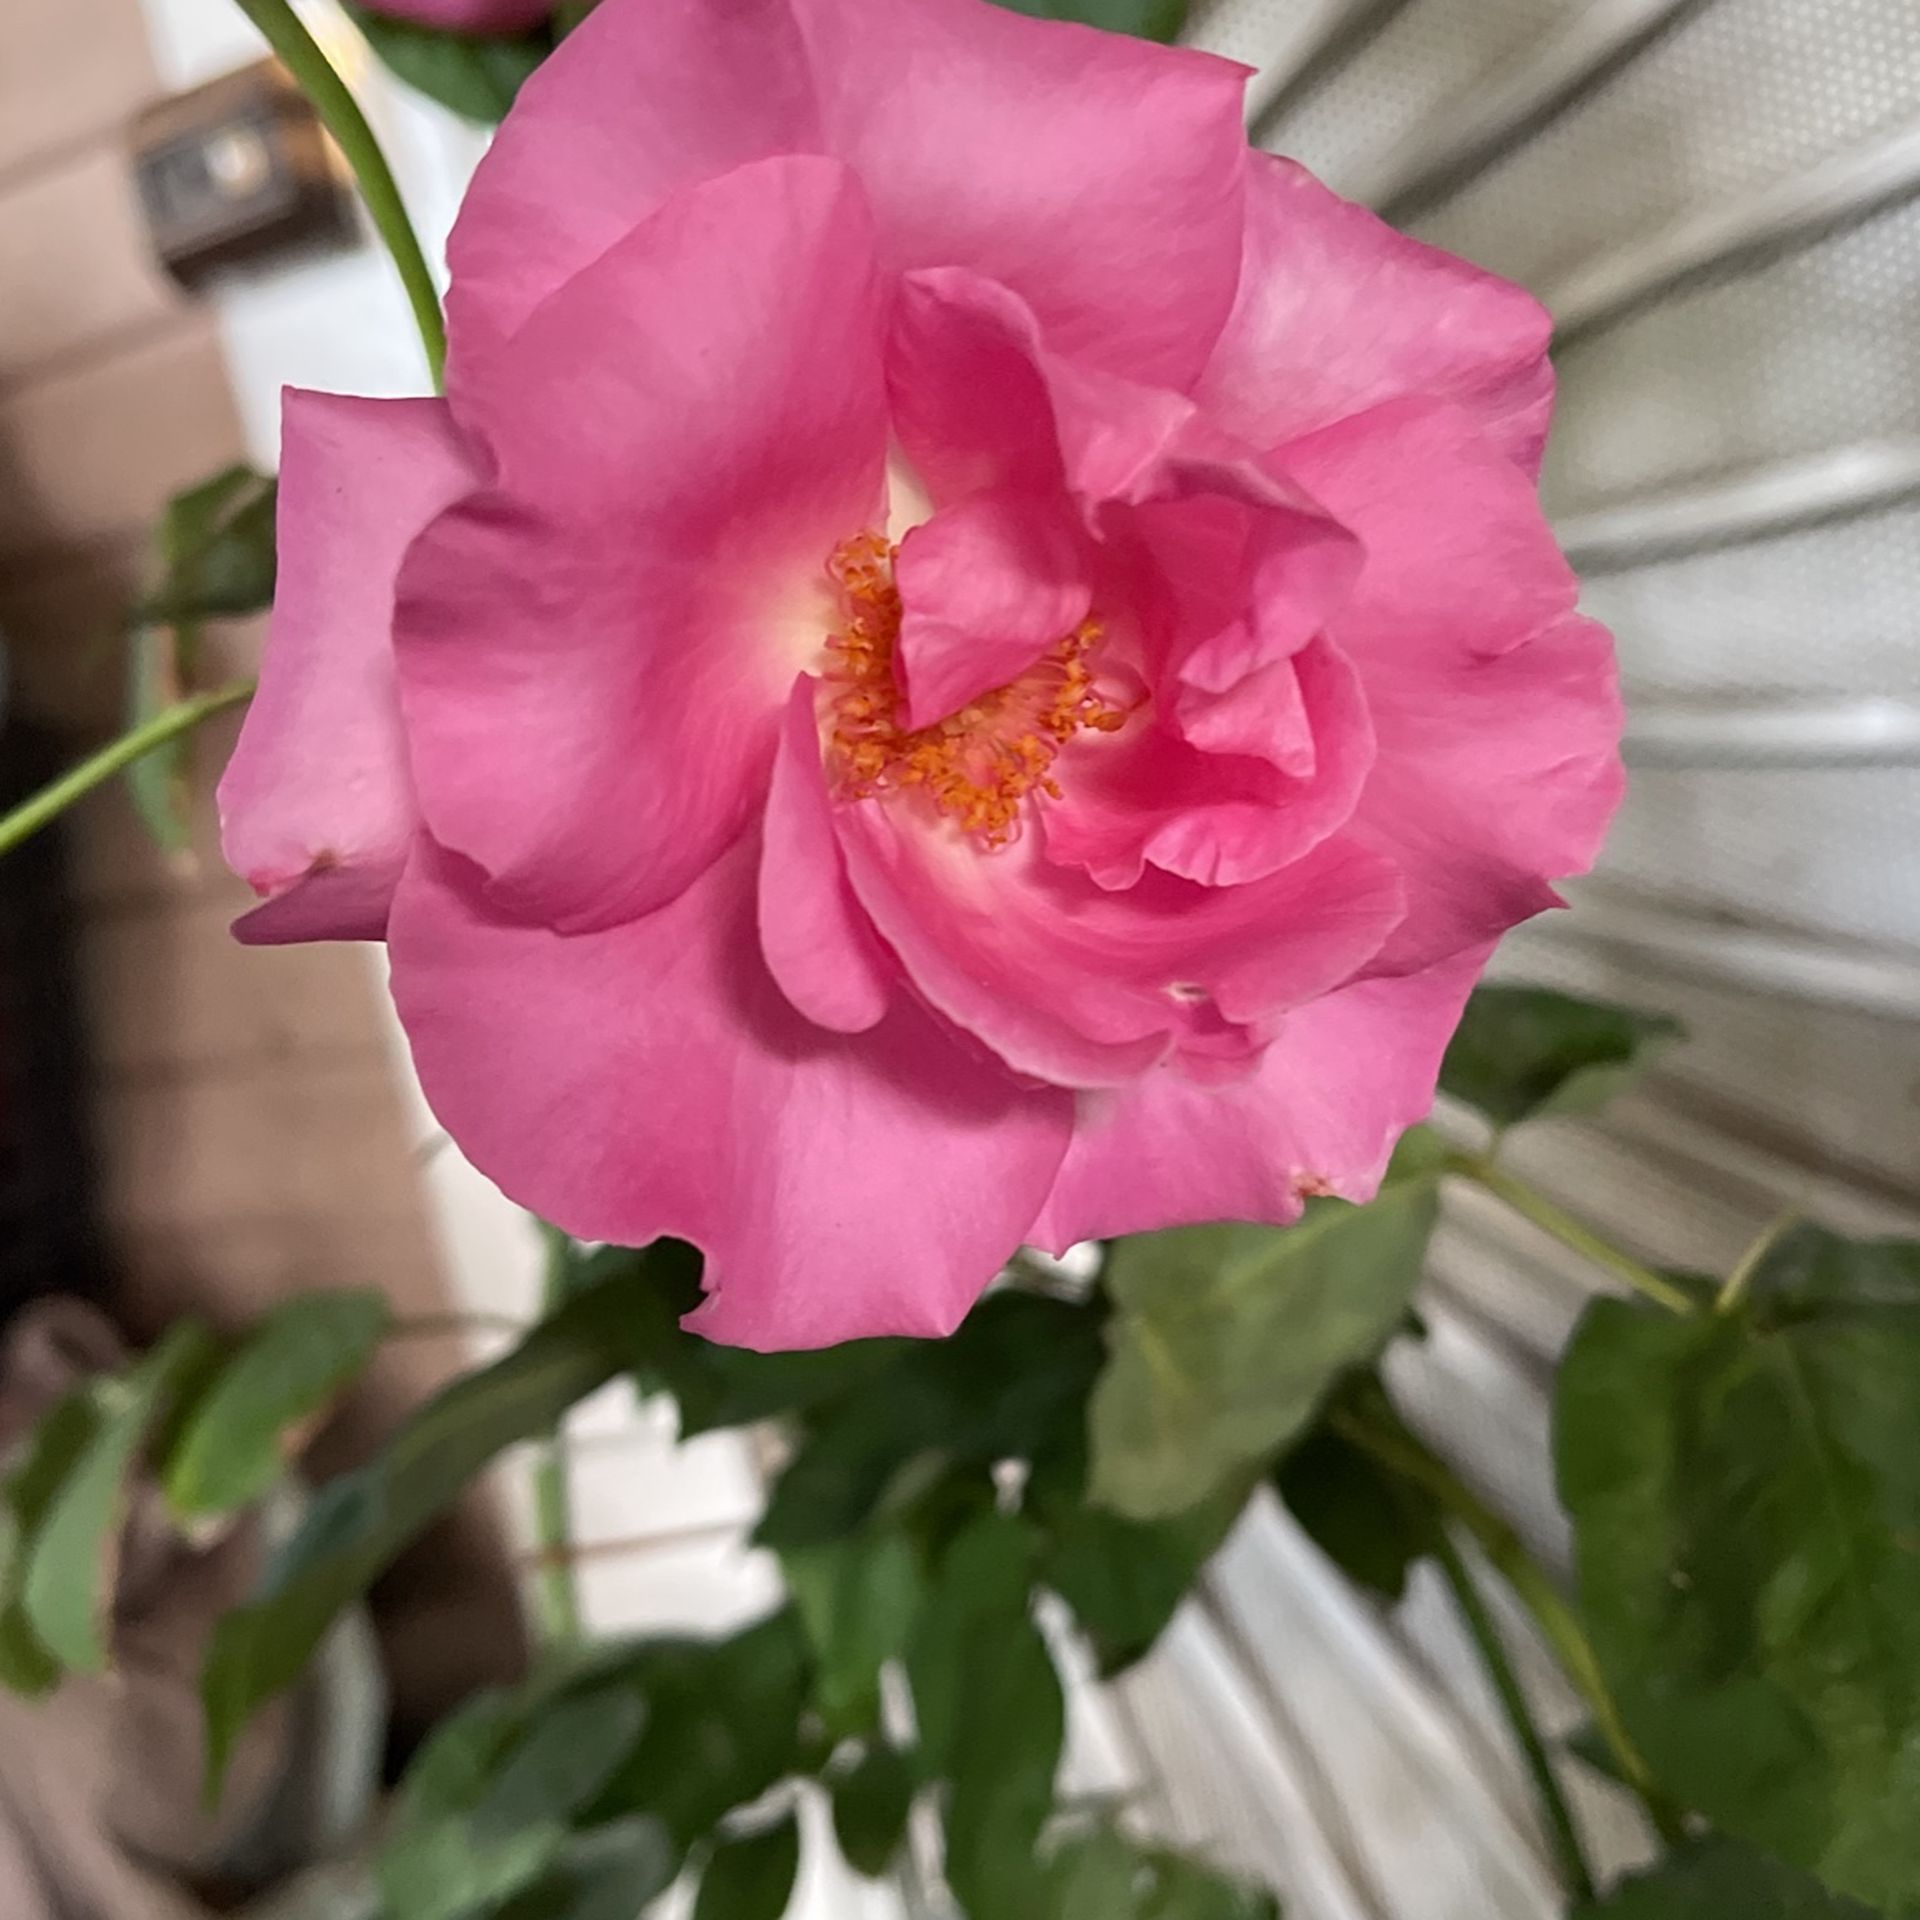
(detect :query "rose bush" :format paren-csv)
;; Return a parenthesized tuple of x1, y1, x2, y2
(219, 0, 1621, 1350)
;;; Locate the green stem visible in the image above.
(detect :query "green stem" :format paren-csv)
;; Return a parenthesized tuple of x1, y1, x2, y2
(0, 682, 255, 861)
(553, 0, 599, 30)
(529, 1223, 583, 1645)
(1453, 1155, 1695, 1316)
(234, 0, 447, 388)
(1431, 1524, 1596, 1902)
(1715, 1209, 1801, 1315)
(1331, 1404, 1688, 1847)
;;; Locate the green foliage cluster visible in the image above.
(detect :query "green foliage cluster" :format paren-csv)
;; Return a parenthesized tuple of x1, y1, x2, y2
(7, 978, 1917, 1920)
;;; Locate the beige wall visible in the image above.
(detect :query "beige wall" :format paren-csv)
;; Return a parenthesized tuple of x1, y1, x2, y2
(0, 0, 524, 1736)
(0, 0, 223, 730)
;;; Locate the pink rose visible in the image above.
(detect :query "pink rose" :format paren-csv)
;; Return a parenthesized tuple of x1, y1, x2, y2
(356, 0, 552, 29)
(220, 0, 1621, 1350)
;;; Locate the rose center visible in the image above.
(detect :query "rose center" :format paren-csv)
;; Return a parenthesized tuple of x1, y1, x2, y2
(820, 532, 1129, 848)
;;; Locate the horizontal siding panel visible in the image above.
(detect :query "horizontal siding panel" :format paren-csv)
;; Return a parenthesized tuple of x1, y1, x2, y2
(0, 0, 156, 182)
(95, 1054, 430, 1238)
(0, 143, 183, 387)
(0, 315, 241, 558)
(80, 885, 385, 1077)
(0, 533, 146, 732)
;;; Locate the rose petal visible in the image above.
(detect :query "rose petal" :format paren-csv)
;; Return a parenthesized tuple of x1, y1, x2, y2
(398, 156, 888, 934)
(449, 0, 1248, 395)
(889, 268, 1241, 512)
(446, 0, 821, 372)
(219, 390, 479, 944)
(1142, 488, 1360, 699)
(1157, 641, 1376, 885)
(1197, 155, 1556, 475)
(388, 833, 1070, 1351)
(795, 0, 1250, 387)
(1030, 945, 1488, 1248)
(760, 677, 896, 1033)
(837, 802, 1404, 1087)
(895, 491, 1092, 729)
(1278, 399, 1622, 970)
(1174, 658, 1314, 769)
(887, 271, 1065, 508)
(1040, 659, 1374, 895)
(1040, 488, 1374, 891)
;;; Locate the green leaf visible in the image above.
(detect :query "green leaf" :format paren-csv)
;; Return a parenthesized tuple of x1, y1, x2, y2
(397, 1689, 531, 1826)
(588, 1611, 812, 1848)
(943, 1605, 1064, 1920)
(592, 1232, 911, 1439)
(165, 1290, 390, 1520)
(201, 1255, 671, 1794)
(475, 1688, 650, 1837)
(901, 1512, 1061, 1917)
(1439, 985, 1682, 1130)
(1560, 1720, 1625, 1792)
(383, 1822, 558, 1920)
(1573, 1837, 1878, 1918)
(1737, 1222, 1920, 1318)
(756, 1291, 1105, 1550)
(380, 1686, 649, 1920)
(495, 1818, 679, 1920)
(0, 1515, 60, 1696)
(1045, 1828, 1282, 1919)
(1132, 1851, 1282, 1919)
(0, 1387, 103, 1695)
(782, 1529, 924, 1735)
(693, 1810, 801, 1920)
(831, 1743, 916, 1879)
(24, 1322, 219, 1673)
(1557, 1231, 1920, 1911)
(123, 463, 276, 851)
(1090, 1134, 1446, 1520)
(1047, 1828, 1143, 1918)
(990, 0, 1190, 43)
(680, 1337, 913, 1439)
(907, 1512, 1037, 1772)
(1275, 1420, 1444, 1604)
(143, 464, 278, 625)
(1039, 1493, 1244, 1675)
(124, 620, 195, 854)
(1031, 1434, 1250, 1674)
(344, 4, 548, 122)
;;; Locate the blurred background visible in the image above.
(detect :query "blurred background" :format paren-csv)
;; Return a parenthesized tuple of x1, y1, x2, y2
(0, 0, 1916, 1914)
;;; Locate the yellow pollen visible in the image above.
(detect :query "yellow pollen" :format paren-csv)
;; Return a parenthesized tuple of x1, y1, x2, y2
(822, 532, 1130, 848)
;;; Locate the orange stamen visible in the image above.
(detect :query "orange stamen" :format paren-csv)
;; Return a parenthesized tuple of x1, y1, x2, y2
(821, 532, 1130, 848)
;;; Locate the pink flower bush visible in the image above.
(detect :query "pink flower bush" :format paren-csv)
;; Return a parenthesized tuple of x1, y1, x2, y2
(220, 0, 1621, 1350)
(359, 0, 552, 30)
